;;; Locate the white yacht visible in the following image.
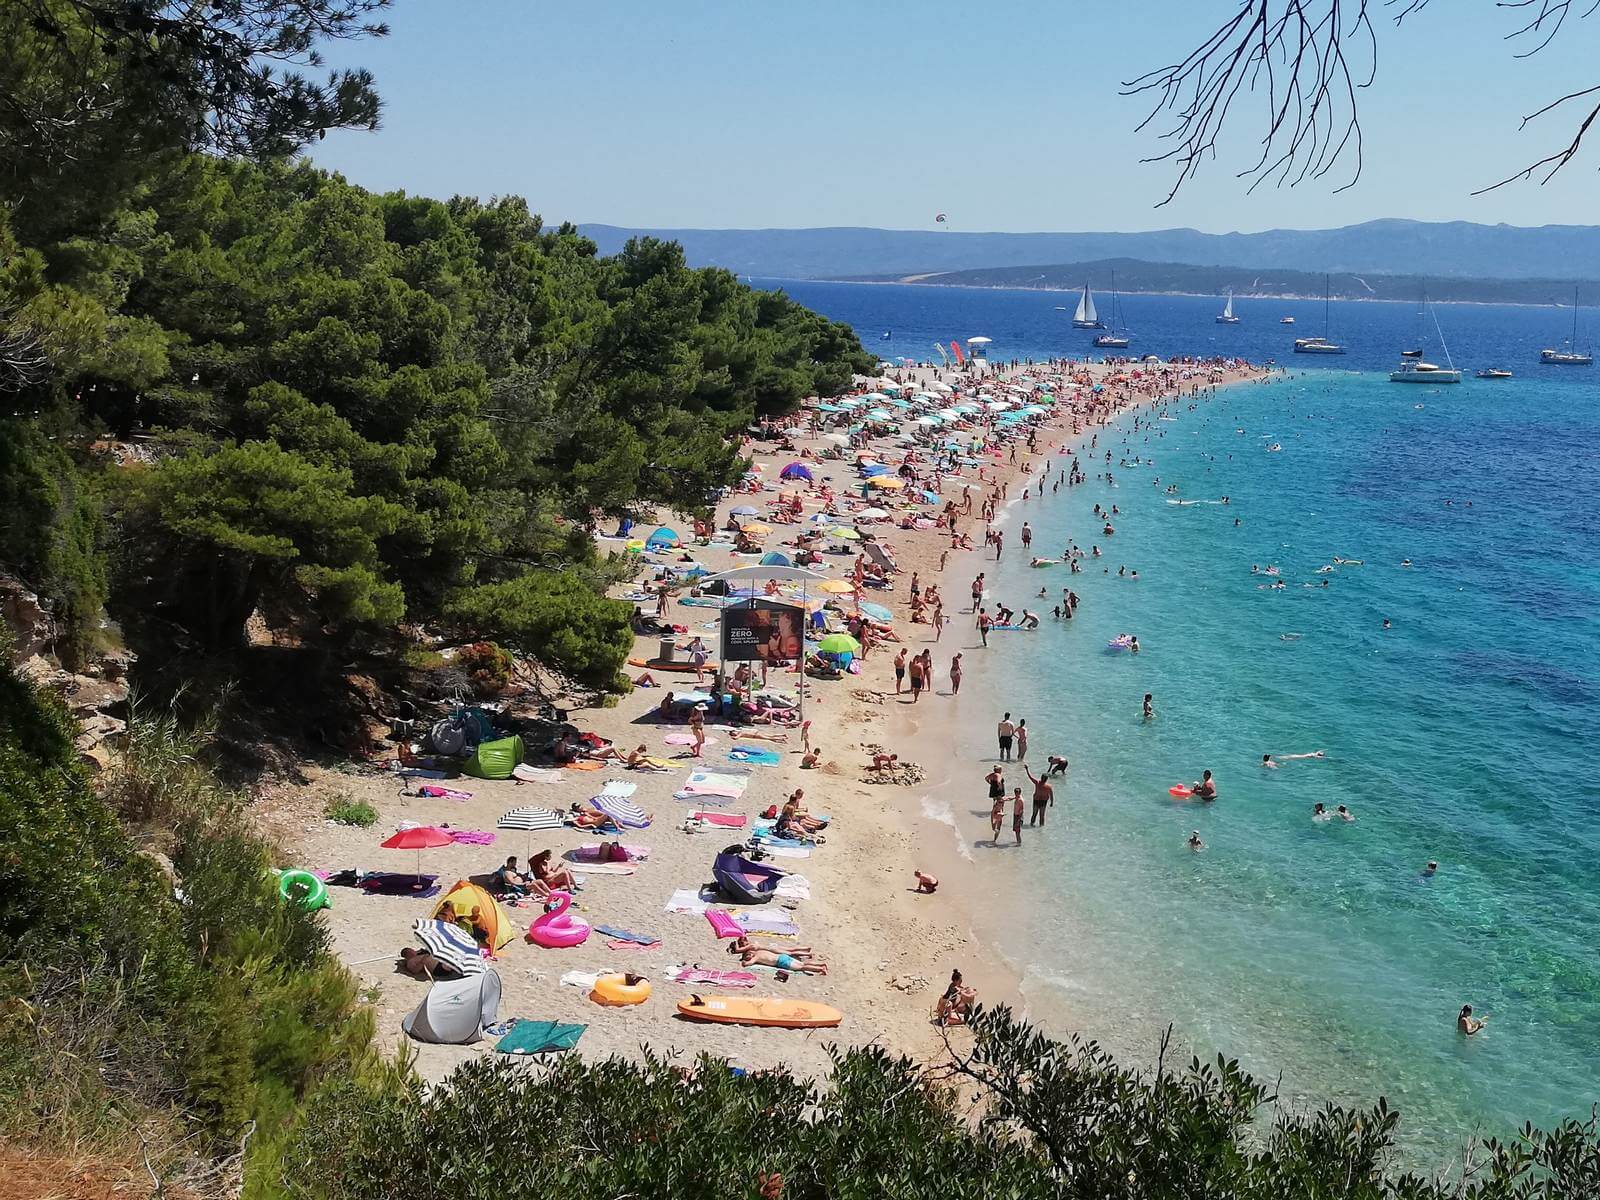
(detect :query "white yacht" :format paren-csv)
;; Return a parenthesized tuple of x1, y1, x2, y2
(1215, 289, 1240, 324)
(1071, 284, 1104, 330)
(1293, 276, 1345, 354)
(1540, 287, 1592, 365)
(1390, 289, 1460, 383)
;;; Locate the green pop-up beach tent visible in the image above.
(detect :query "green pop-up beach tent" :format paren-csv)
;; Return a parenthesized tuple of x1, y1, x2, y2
(462, 735, 524, 780)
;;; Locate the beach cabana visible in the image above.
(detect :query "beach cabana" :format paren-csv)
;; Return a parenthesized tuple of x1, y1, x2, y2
(779, 462, 814, 481)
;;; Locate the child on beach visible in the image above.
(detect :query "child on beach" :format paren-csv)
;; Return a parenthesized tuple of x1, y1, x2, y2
(1011, 787, 1025, 845)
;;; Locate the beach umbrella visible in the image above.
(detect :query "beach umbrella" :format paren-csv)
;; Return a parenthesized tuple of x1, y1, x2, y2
(729, 505, 759, 516)
(822, 432, 850, 445)
(857, 507, 891, 519)
(887, 396, 912, 408)
(817, 579, 856, 593)
(412, 918, 487, 976)
(866, 476, 905, 490)
(967, 336, 992, 346)
(866, 408, 892, 421)
(914, 415, 942, 426)
(834, 398, 863, 409)
(859, 392, 889, 402)
(780, 462, 815, 481)
(741, 522, 773, 535)
(498, 806, 564, 832)
(927, 381, 953, 392)
(828, 527, 861, 541)
(818, 633, 861, 654)
(382, 825, 454, 880)
(593, 794, 650, 829)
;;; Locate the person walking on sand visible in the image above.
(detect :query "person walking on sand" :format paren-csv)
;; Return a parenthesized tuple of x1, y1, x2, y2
(997, 713, 1016, 760)
(978, 608, 993, 646)
(1011, 786, 1025, 845)
(950, 652, 963, 696)
(1015, 718, 1029, 761)
(933, 604, 946, 641)
(689, 708, 706, 758)
(970, 573, 985, 613)
(893, 648, 907, 695)
(907, 651, 925, 703)
(1025, 765, 1054, 827)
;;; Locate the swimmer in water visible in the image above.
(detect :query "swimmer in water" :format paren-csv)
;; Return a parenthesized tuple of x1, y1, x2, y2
(1192, 770, 1217, 801)
(1401, 558, 1413, 568)
(1383, 619, 1392, 630)
(1312, 802, 1330, 821)
(1420, 860, 1439, 881)
(1262, 751, 1326, 768)
(1335, 804, 1354, 821)
(1143, 693, 1154, 720)
(1186, 830, 1205, 851)
(1457, 1005, 1487, 1036)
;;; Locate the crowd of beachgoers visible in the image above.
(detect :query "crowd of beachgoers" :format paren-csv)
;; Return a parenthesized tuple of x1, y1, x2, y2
(270, 350, 1266, 1078)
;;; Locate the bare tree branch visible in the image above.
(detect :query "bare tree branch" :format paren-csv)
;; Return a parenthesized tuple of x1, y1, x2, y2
(1131, 0, 1600, 204)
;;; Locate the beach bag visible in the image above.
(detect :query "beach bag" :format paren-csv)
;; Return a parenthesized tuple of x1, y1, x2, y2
(762, 804, 779, 820)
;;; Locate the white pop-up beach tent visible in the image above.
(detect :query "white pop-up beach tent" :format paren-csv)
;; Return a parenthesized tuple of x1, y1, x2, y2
(402, 968, 502, 1044)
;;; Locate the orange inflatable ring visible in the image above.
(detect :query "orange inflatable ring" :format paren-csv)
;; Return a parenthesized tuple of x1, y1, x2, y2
(590, 973, 652, 1006)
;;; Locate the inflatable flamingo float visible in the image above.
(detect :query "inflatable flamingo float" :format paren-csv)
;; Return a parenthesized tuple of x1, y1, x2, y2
(526, 890, 591, 948)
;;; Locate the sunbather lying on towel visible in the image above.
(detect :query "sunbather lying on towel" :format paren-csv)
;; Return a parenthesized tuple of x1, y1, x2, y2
(728, 935, 828, 976)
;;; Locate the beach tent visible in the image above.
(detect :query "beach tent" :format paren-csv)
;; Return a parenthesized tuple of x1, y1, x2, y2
(402, 969, 502, 1045)
(463, 735, 524, 780)
(713, 849, 786, 904)
(646, 528, 681, 549)
(432, 881, 518, 951)
(759, 551, 793, 567)
(779, 462, 815, 481)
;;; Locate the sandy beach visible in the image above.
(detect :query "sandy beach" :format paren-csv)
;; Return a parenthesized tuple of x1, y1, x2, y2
(262, 352, 1267, 1082)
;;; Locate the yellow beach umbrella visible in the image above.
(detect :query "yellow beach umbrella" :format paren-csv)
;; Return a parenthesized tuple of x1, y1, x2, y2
(817, 579, 856, 593)
(829, 527, 861, 540)
(866, 476, 905, 490)
(741, 522, 773, 534)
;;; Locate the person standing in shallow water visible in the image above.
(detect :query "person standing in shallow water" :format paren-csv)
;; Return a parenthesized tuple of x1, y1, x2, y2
(1011, 787, 1025, 845)
(1025, 765, 1053, 827)
(996, 712, 1015, 760)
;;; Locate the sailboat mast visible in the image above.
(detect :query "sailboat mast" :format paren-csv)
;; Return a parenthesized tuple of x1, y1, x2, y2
(1573, 285, 1580, 348)
(1323, 275, 1331, 338)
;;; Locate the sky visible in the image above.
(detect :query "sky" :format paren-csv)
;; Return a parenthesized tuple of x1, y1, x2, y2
(309, 1, 1600, 234)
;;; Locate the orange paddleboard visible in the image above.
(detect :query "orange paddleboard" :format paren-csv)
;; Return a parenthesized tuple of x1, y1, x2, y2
(676, 995, 842, 1029)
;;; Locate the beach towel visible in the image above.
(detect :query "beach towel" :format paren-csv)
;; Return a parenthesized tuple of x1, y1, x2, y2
(736, 911, 800, 936)
(675, 770, 750, 800)
(511, 765, 563, 784)
(593, 794, 651, 828)
(664, 888, 710, 915)
(418, 785, 474, 800)
(594, 925, 660, 945)
(665, 733, 717, 747)
(359, 872, 440, 897)
(560, 971, 602, 989)
(569, 862, 636, 876)
(397, 768, 451, 780)
(689, 811, 747, 828)
(566, 760, 604, 772)
(774, 874, 811, 901)
(495, 1020, 587, 1056)
(572, 843, 651, 861)
(749, 843, 810, 859)
(726, 747, 781, 766)
(606, 939, 656, 951)
(672, 969, 758, 988)
(446, 829, 496, 845)
(598, 780, 639, 798)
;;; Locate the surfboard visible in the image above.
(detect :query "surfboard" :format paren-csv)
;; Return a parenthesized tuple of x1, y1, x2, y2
(676, 995, 842, 1028)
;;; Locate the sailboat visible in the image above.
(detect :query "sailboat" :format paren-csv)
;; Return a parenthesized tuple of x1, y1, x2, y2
(1540, 286, 1593, 365)
(1389, 288, 1460, 383)
(1093, 273, 1131, 348)
(1294, 275, 1346, 354)
(1072, 283, 1105, 329)
(1215, 289, 1240, 324)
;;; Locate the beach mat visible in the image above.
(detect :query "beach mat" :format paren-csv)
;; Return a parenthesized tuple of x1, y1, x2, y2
(691, 811, 747, 828)
(359, 872, 440, 897)
(495, 1020, 587, 1056)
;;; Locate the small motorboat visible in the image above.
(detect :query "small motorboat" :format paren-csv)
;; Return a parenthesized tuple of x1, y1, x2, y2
(1280, 315, 1296, 324)
(1475, 368, 1513, 379)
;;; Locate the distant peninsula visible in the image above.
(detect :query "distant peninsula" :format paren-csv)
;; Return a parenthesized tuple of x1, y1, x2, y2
(834, 258, 1598, 308)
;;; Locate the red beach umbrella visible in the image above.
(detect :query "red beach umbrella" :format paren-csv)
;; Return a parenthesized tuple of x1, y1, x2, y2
(381, 825, 454, 881)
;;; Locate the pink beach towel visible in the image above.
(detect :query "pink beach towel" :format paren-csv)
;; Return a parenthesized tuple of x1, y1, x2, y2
(691, 811, 747, 828)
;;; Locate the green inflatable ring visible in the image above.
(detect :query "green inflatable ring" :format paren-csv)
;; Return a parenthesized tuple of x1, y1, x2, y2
(278, 869, 329, 911)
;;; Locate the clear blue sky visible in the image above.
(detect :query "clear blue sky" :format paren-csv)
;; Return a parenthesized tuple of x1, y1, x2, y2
(309, 0, 1600, 233)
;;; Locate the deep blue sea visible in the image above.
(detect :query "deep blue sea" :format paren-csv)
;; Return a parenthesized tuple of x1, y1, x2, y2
(772, 280, 1600, 1161)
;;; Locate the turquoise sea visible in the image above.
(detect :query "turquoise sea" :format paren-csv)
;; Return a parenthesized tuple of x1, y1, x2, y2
(778, 281, 1600, 1160)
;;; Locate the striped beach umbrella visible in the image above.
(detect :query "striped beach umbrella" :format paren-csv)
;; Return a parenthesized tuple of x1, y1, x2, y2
(593, 794, 650, 829)
(498, 806, 564, 832)
(413, 918, 485, 976)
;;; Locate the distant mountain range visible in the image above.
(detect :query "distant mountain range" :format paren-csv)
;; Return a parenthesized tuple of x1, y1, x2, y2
(577, 219, 1600, 285)
(844, 258, 1597, 308)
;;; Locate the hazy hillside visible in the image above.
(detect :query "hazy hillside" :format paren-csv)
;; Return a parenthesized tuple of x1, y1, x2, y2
(858, 258, 1600, 307)
(577, 219, 1600, 283)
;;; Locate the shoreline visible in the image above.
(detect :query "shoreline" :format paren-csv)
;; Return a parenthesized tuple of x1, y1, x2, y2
(267, 354, 1268, 1085)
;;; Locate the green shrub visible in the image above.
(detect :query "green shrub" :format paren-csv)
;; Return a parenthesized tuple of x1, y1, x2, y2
(323, 795, 378, 827)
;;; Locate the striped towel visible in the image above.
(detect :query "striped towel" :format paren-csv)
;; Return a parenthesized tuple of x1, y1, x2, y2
(412, 919, 485, 976)
(675, 770, 750, 800)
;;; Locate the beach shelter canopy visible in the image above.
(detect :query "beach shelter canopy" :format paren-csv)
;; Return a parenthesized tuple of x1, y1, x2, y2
(403, 969, 502, 1045)
(779, 462, 814, 481)
(818, 633, 861, 654)
(759, 551, 793, 567)
(432, 881, 518, 951)
(713, 850, 786, 904)
(645, 528, 680, 548)
(463, 735, 524, 780)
